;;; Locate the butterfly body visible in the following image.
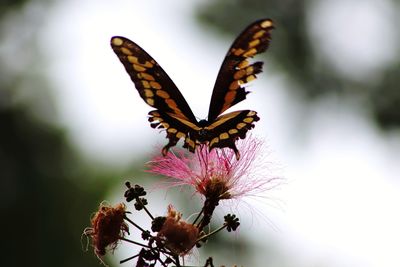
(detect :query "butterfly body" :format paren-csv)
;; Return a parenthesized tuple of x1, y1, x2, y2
(111, 19, 273, 159)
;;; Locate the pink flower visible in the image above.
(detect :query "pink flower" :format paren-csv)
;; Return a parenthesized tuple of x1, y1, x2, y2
(147, 136, 280, 201)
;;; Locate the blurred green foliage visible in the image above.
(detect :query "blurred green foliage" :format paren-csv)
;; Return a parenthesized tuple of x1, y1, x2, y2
(0, 101, 107, 267)
(0, 2, 123, 266)
(0, 0, 30, 16)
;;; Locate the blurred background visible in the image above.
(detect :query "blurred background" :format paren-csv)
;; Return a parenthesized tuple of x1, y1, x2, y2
(1, 0, 400, 266)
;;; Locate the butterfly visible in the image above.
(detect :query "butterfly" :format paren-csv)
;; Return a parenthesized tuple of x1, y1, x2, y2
(111, 19, 274, 160)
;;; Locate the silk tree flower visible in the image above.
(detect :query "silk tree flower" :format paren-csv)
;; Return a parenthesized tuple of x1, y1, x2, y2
(147, 136, 280, 202)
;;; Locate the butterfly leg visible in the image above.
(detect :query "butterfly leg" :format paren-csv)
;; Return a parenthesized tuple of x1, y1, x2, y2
(230, 143, 240, 161)
(161, 135, 179, 156)
(211, 142, 240, 160)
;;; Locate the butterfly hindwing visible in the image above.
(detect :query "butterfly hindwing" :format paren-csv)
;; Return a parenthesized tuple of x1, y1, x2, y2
(206, 110, 260, 159)
(111, 37, 197, 123)
(208, 19, 274, 121)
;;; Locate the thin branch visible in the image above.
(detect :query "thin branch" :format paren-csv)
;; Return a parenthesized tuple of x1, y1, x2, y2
(137, 197, 155, 220)
(197, 223, 227, 243)
(120, 254, 139, 264)
(192, 206, 204, 225)
(124, 215, 147, 233)
(119, 237, 151, 248)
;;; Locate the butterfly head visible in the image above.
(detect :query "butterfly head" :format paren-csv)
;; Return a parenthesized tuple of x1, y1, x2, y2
(198, 119, 209, 127)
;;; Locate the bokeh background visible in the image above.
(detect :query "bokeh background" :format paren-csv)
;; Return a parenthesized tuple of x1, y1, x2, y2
(1, 0, 400, 266)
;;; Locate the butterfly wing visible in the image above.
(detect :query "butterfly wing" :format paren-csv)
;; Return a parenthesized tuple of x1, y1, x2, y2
(205, 110, 260, 159)
(207, 19, 274, 122)
(111, 36, 199, 154)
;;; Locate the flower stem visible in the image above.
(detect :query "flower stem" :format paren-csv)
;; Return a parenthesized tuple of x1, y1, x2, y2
(196, 223, 227, 243)
(197, 197, 219, 231)
(192, 207, 204, 225)
(124, 215, 148, 233)
(173, 255, 181, 267)
(119, 237, 151, 248)
(120, 254, 139, 264)
(136, 197, 155, 220)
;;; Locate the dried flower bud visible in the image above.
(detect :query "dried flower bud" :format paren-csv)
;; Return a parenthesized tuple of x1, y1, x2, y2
(124, 182, 146, 202)
(157, 205, 199, 255)
(224, 214, 240, 232)
(84, 203, 128, 257)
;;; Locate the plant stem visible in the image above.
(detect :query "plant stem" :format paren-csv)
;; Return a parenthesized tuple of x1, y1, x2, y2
(120, 254, 139, 264)
(196, 223, 227, 243)
(136, 197, 154, 220)
(192, 207, 204, 225)
(119, 237, 151, 248)
(124, 215, 148, 233)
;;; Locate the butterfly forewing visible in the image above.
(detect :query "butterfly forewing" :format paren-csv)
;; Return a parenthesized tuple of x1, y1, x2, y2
(208, 19, 274, 121)
(111, 37, 197, 123)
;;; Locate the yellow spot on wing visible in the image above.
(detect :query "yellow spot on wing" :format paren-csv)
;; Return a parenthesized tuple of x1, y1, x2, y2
(237, 122, 246, 129)
(247, 111, 256, 116)
(246, 75, 256, 82)
(146, 98, 154, 106)
(150, 81, 162, 89)
(128, 56, 139, 64)
(143, 89, 153, 97)
(253, 30, 266, 39)
(229, 129, 238, 135)
(143, 61, 154, 68)
(133, 64, 146, 72)
(127, 56, 153, 68)
(261, 20, 273, 28)
(243, 117, 254, 123)
(243, 48, 257, 58)
(219, 132, 229, 140)
(238, 60, 249, 69)
(156, 90, 170, 99)
(232, 48, 245, 56)
(249, 39, 260, 48)
(139, 73, 155, 81)
(246, 66, 254, 75)
(112, 38, 123, 46)
(210, 137, 219, 147)
(142, 80, 150, 88)
(167, 128, 177, 133)
(121, 47, 133, 56)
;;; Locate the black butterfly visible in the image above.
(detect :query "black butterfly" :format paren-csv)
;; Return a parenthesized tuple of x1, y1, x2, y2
(111, 19, 274, 159)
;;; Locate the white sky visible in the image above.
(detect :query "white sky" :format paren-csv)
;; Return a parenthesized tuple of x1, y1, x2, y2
(35, 0, 400, 266)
